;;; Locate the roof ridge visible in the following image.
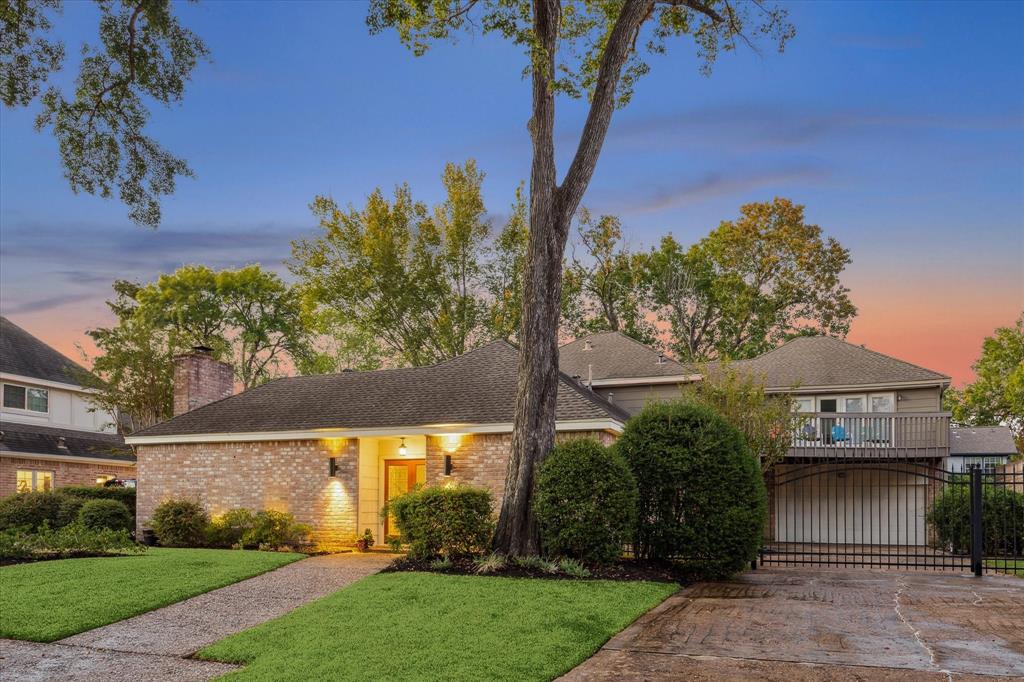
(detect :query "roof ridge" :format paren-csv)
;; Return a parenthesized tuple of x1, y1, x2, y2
(825, 336, 950, 379)
(556, 369, 631, 422)
(563, 330, 684, 368)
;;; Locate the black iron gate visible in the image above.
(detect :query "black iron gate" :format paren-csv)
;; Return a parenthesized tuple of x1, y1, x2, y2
(760, 457, 1023, 575)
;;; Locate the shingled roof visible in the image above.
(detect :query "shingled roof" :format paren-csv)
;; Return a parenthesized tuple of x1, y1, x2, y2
(133, 341, 628, 439)
(731, 336, 950, 390)
(1, 316, 88, 385)
(949, 426, 1018, 456)
(559, 331, 690, 382)
(1, 423, 134, 462)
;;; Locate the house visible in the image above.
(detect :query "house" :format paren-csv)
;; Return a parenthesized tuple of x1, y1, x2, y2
(127, 342, 627, 548)
(947, 426, 1018, 473)
(126, 330, 953, 551)
(1, 317, 136, 494)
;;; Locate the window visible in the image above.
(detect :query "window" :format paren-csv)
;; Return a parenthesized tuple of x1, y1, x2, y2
(16, 470, 54, 493)
(2, 384, 48, 413)
(794, 397, 814, 413)
(869, 393, 895, 413)
(842, 396, 865, 412)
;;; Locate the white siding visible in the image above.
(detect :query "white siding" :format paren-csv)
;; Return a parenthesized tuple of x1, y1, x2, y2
(594, 384, 683, 415)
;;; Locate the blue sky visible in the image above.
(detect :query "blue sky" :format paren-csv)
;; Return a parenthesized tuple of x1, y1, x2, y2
(1, 0, 1022, 383)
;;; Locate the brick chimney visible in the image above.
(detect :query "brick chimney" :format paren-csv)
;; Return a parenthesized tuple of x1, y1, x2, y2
(173, 346, 234, 416)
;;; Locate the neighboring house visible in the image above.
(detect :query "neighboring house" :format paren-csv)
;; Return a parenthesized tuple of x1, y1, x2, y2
(0, 317, 136, 494)
(126, 330, 953, 550)
(127, 342, 627, 549)
(946, 426, 1018, 473)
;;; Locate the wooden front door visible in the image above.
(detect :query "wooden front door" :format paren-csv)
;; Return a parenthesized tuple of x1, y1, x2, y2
(384, 459, 426, 538)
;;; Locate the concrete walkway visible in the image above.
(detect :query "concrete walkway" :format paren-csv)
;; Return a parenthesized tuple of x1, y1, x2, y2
(1, 553, 393, 681)
(562, 567, 1024, 681)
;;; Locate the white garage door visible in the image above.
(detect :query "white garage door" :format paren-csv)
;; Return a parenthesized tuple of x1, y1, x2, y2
(774, 464, 929, 546)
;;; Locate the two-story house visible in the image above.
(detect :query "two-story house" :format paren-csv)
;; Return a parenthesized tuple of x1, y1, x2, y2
(1, 317, 136, 494)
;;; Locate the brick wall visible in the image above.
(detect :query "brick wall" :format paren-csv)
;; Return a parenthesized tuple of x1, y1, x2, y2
(1, 456, 136, 495)
(425, 430, 617, 510)
(173, 351, 234, 416)
(136, 439, 358, 550)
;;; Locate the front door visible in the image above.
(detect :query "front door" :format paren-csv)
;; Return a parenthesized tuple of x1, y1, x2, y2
(384, 459, 426, 538)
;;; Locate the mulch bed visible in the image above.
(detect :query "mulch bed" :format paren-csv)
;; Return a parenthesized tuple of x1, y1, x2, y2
(382, 555, 688, 583)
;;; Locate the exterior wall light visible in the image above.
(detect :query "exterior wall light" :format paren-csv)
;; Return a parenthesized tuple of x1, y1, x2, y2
(444, 454, 454, 476)
(398, 437, 408, 456)
(443, 434, 460, 452)
(329, 457, 339, 477)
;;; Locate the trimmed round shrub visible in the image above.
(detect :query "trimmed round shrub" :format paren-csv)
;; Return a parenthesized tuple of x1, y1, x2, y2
(241, 510, 311, 550)
(150, 499, 209, 547)
(78, 499, 134, 533)
(929, 482, 1023, 555)
(0, 492, 63, 531)
(616, 401, 768, 578)
(534, 438, 637, 564)
(206, 508, 257, 548)
(385, 484, 494, 560)
(58, 485, 136, 510)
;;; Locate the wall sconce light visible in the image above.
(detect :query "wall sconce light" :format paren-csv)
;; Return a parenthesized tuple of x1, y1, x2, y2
(443, 434, 460, 453)
(329, 457, 339, 477)
(398, 437, 408, 456)
(444, 455, 454, 476)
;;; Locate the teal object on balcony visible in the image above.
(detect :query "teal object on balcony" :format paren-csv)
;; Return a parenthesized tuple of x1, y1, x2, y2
(831, 424, 848, 442)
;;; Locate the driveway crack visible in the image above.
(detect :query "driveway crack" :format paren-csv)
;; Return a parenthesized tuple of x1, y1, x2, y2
(893, 575, 953, 682)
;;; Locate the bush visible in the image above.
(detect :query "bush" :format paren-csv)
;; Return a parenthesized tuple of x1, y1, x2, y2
(78, 499, 133, 532)
(929, 482, 1024, 556)
(241, 510, 311, 550)
(384, 484, 494, 560)
(57, 495, 87, 527)
(534, 438, 637, 565)
(616, 401, 768, 578)
(151, 499, 209, 547)
(0, 523, 144, 562)
(206, 508, 257, 548)
(0, 492, 64, 531)
(57, 485, 136, 510)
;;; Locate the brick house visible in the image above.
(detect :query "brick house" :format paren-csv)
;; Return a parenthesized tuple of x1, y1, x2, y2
(127, 341, 626, 549)
(1, 317, 136, 494)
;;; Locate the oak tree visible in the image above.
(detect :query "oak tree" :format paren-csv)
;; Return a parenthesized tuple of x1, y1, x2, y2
(369, 0, 795, 555)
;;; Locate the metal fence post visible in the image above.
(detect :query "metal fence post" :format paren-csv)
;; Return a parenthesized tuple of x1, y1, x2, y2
(970, 467, 983, 577)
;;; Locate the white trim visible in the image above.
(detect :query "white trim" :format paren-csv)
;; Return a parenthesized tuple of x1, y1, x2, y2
(2, 450, 136, 467)
(126, 418, 625, 446)
(765, 379, 948, 393)
(0, 372, 95, 394)
(588, 374, 700, 387)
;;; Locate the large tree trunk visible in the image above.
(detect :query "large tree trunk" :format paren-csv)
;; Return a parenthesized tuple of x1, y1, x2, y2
(494, 0, 654, 556)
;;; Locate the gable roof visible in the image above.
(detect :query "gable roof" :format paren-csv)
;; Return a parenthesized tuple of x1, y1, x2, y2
(730, 336, 950, 390)
(1, 316, 88, 386)
(0, 423, 133, 463)
(949, 426, 1018, 456)
(559, 331, 690, 382)
(132, 341, 628, 440)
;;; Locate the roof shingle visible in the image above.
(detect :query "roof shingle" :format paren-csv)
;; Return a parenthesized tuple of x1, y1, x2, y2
(0, 423, 133, 462)
(559, 331, 689, 382)
(135, 341, 628, 438)
(949, 426, 1018, 456)
(1, 316, 88, 385)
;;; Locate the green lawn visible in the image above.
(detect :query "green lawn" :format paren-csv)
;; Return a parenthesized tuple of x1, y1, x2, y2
(987, 559, 1024, 577)
(199, 572, 676, 681)
(0, 548, 302, 641)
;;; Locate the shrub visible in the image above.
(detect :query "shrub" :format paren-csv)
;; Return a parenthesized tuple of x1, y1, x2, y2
(513, 555, 558, 573)
(241, 510, 312, 550)
(151, 499, 209, 547)
(557, 557, 592, 578)
(0, 492, 64, 531)
(57, 485, 136, 510)
(929, 482, 1024, 556)
(206, 508, 257, 548)
(57, 495, 87, 527)
(0, 523, 143, 562)
(430, 556, 453, 571)
(616, 401, 768, 578)
(78, 499, 133, 532)
(534, 438, 637, 565)
(384, 484, 494, 560)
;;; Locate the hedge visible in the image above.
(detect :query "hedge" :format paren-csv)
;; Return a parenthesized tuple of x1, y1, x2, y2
(384, 485, 494, 560)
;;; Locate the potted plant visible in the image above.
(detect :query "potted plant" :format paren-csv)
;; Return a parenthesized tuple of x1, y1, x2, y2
(356, 528, 374, 552)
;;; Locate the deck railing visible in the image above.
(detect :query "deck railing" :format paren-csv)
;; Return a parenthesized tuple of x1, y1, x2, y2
(789, 412, 950, 458)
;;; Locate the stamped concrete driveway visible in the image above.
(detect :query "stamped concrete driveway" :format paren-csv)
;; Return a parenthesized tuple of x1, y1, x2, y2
(563, 568, 1024, 681)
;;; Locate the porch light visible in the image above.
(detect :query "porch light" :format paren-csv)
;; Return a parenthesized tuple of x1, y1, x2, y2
(444, 455, 454, 476)
(329, 457, 339, 477)
(398, 438, 408, 456)
(443, 434, 461, 452)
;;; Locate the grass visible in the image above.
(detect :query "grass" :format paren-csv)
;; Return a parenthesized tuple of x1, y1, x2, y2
(986, 559, 1024, 577)
(199, 572, 677, 681)
(0, 548, 302, 641)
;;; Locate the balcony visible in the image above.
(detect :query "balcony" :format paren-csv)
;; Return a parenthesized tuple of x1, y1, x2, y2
(788, 412, 950, 459)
